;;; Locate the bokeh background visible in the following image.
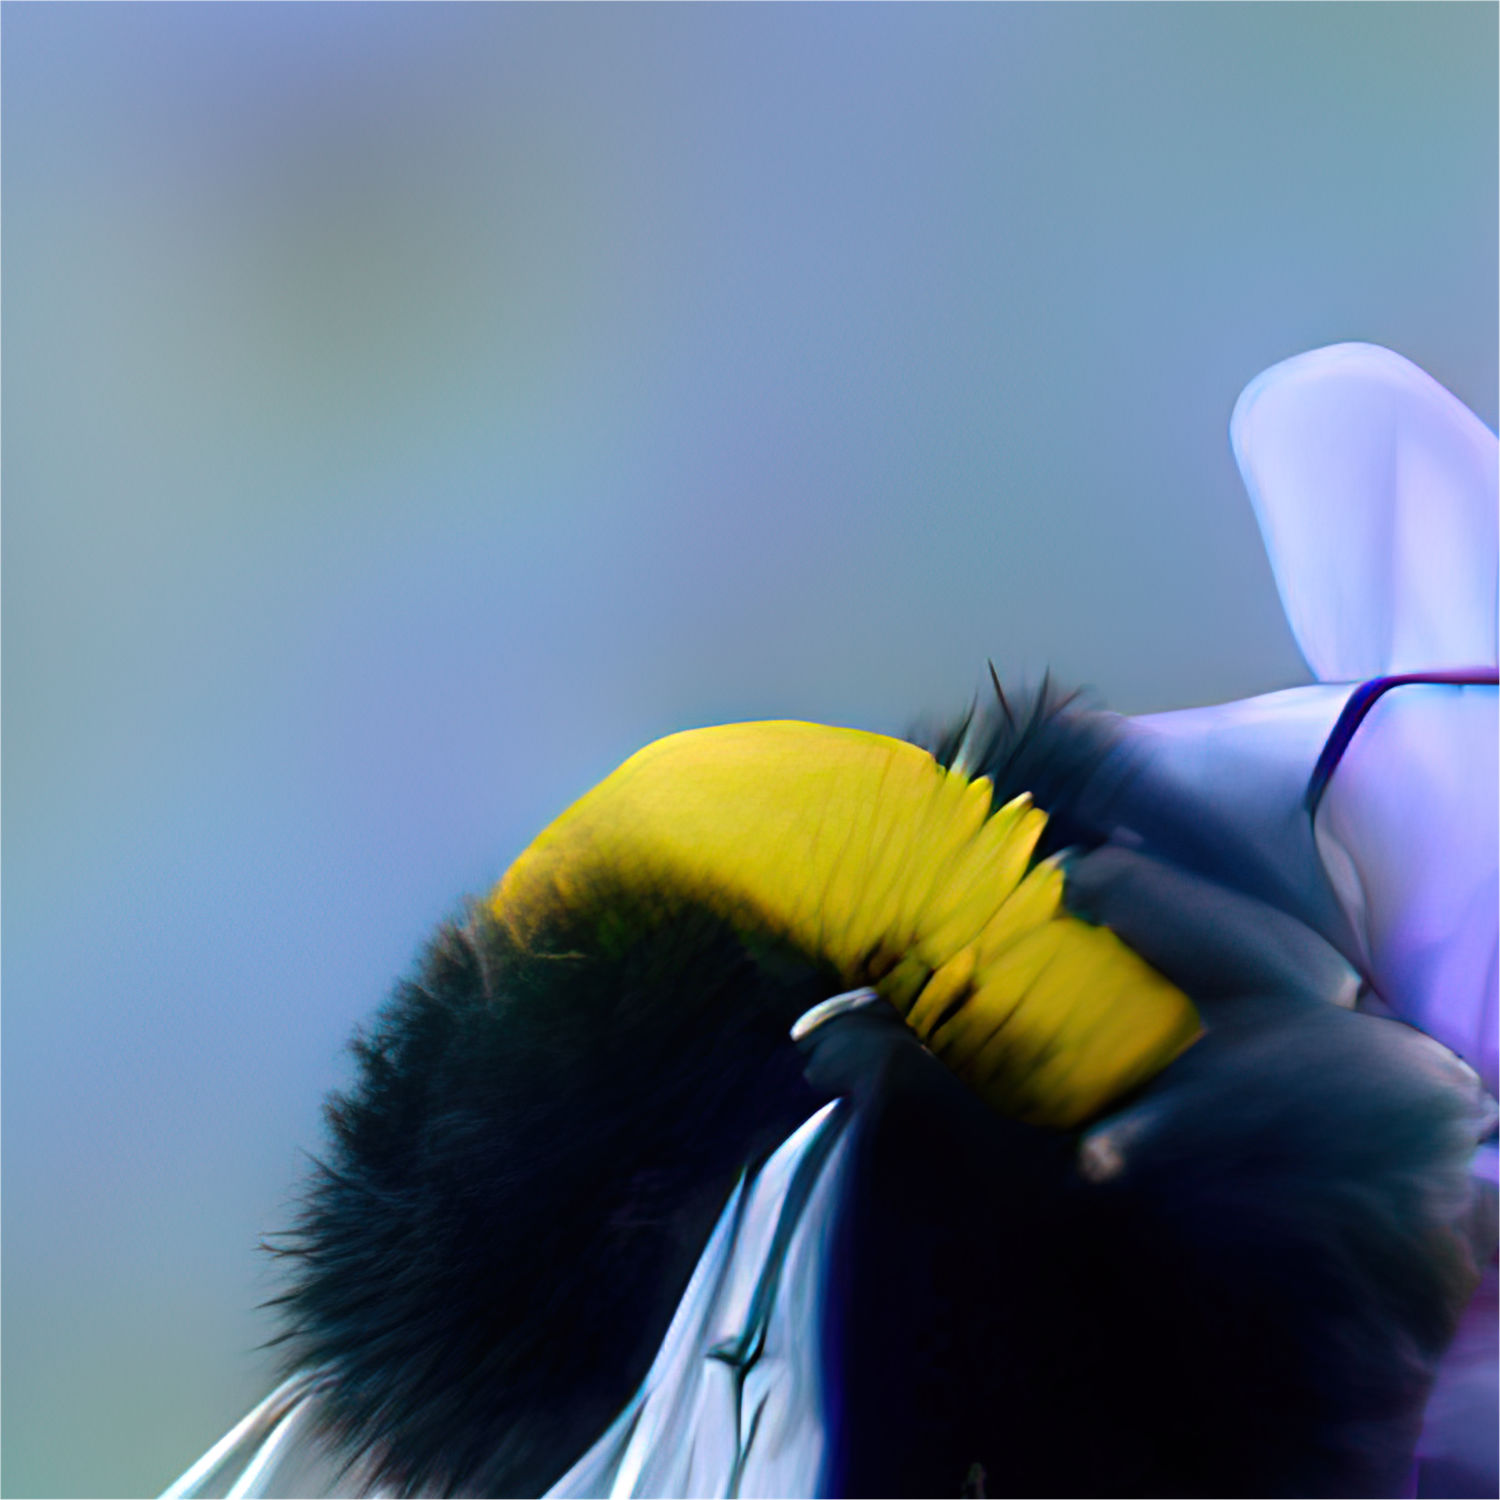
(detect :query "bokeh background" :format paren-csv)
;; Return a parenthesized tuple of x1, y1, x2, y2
(4, 5, 1496, 1495)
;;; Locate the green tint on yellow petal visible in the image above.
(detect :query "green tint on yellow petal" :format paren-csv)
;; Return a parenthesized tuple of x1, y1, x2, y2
(493, 720, 1199, 1128)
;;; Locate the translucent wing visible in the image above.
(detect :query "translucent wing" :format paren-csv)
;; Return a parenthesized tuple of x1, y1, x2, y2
(547, 1099, 853, 1500)
(1230, 341, 1498, 681)
(168, 1097, 854, 1500)
(158, 1372, 369, 1500)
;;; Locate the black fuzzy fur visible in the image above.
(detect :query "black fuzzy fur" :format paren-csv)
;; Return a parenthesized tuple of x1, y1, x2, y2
(923, 671, 1129, 857)
(819, 995, 1492, 1498)
(275, 898, 833, 1497)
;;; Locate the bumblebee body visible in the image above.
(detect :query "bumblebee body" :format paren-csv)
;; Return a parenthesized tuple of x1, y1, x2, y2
(272, 690, 1493, 1498)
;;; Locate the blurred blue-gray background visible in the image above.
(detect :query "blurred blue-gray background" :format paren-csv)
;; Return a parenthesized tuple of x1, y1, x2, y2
(4, 6, 1495, 1495)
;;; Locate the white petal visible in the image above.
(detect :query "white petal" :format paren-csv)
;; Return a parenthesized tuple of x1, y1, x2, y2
(1231, 343, 1498, 681)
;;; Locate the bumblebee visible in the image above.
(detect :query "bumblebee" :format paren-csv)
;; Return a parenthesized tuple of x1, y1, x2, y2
(164, 345, 1497, 1499)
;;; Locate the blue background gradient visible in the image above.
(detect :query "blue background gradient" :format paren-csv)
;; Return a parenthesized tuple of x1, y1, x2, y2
(4, 6, 1496, 1495)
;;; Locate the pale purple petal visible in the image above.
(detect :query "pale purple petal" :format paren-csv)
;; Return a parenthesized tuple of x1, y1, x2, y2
(1231, 343, 1498, 681)
(1314, 682, 1499, 1095)
(1126, 685, 1357, 946)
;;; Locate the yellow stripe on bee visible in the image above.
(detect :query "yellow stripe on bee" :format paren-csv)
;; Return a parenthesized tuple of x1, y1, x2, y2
(904, 943, 979, 1039)
(974, 856, 1066, 966)
(931, 923, 1072, 1064)
(887, 766, 984, 955)
(493, 719, 1199, 1128)
(919, 796, 1047, 962)
(973, 923, 1126, 1113)
(1015, 937, 1201, 1125)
